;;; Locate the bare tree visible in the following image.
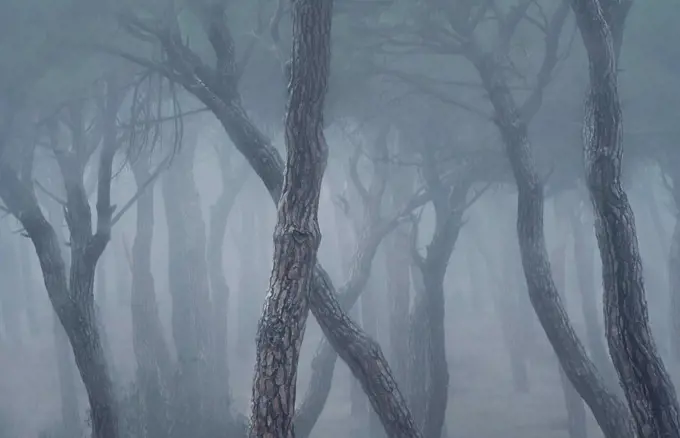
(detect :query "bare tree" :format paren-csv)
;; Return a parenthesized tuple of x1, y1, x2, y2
(570, 0, 680, 435)
(0, 77, 122, 438)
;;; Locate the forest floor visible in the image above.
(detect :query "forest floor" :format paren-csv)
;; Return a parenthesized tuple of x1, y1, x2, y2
(0, 302, 608, 438)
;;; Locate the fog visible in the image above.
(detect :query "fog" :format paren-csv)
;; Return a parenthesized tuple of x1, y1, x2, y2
(0, 0, 678, 437)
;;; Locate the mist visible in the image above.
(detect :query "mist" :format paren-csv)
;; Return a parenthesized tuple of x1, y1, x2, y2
(0, 0, 678, 437)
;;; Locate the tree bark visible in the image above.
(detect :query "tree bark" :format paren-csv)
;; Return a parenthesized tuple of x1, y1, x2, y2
(468, 45, 635, 438)
(571, 0, 680, 435)
(249, 0, 332, 436)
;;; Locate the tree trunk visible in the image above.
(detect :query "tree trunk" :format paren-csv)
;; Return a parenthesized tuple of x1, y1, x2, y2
(249, 0, 332, 436)
(161, 129, 214, 438)
(571, 0, 680, 435)
(468, 47, 635, 438)
(130, 153, 172, 438)
(551, 244, 588, 438)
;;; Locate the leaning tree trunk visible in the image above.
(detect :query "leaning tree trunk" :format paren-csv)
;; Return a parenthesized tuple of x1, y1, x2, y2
(161, 129, 214, 438)
(551, 243, 588, 438)
(469, 46, 635, 438)
(571, 0, 680, 435)
(249, 0, 332, 436)
(130, 152, 173, 438)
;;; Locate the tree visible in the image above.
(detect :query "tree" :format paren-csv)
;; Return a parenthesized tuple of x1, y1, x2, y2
(570, 0, 680, 435)
(0, 76, 123, 438)
(248, 0, 333, 436)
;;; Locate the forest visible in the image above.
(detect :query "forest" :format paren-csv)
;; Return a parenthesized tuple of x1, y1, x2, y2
(0, 0, 678, 437)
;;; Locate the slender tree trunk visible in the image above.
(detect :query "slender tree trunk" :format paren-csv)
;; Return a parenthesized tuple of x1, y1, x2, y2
(571, 1, 680, 435)
(161, 130, 214, 438)
(249, 0, 332, 435)
(552, 244, 588, 438)
(469, 47, 635, 438)
(130, 153, 172, 438)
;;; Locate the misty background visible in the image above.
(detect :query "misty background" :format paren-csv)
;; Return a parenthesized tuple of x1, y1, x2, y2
(0, 0, 677, 437)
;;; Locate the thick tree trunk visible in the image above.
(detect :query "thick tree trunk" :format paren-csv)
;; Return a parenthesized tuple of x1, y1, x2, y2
(551, 244, 588, 438)
(130, 153, 173, 438)
(571, 1, 680, 435)
(469, 47, 635, 438)
(249, 0, 332, 436)
(161, 130, 214, 438)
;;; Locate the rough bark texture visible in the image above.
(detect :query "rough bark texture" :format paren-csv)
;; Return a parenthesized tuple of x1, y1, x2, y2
(468, 45, 635, 438)
(249, 0, 332, 436)
(551, 244, 588, 438)
(571, 0, 680, 436)
(124, 8, 421, 437)
(161, 130, 214, 438)
(130, 151, 172, 438)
